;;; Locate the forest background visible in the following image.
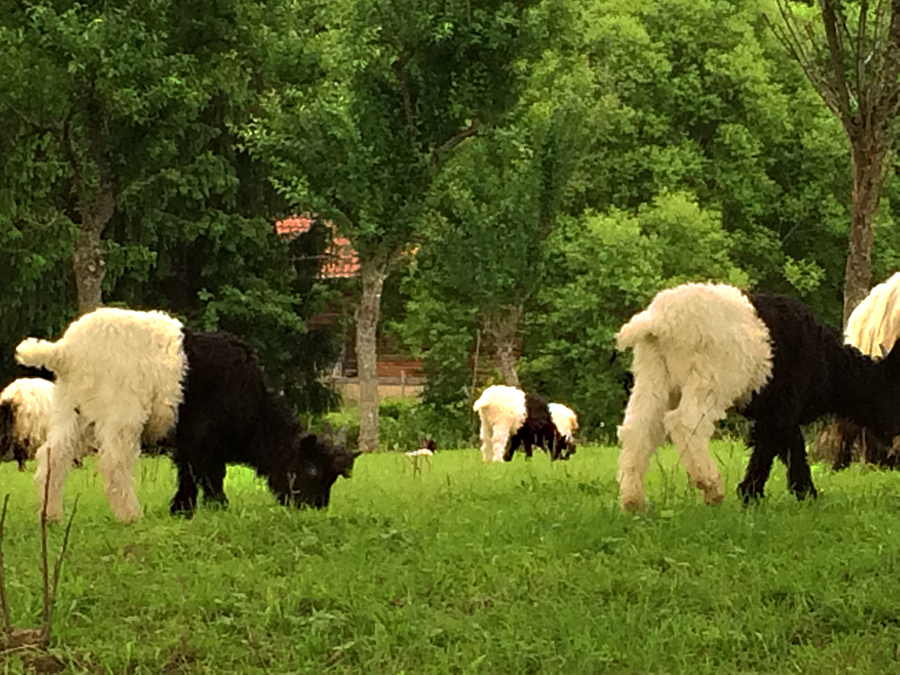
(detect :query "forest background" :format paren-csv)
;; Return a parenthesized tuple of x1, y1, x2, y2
(1, 0, 893, 449)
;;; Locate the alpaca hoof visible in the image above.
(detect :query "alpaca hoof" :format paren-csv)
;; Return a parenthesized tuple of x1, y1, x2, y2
(793, 486, 818, 501)
(620, 495, 647, 513)
(116, 508, 144, 523)
(38, 508, 63, 524)
(202, 496, 229, 510)
(703, 490, 724, 506)
(737, 482, 764, 503)
(170, 499, 197, 518)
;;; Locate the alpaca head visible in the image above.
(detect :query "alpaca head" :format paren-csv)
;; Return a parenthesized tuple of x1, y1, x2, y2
(0, 403, 13, 463)
(270, 429, 360, 509)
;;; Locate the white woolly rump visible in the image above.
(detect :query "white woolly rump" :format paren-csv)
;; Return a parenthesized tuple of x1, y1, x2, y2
(845, 272, 900, 358)
(473, 385, 527, 462)
(616, 283, 773, 510)
(1, 377, 54, 459)
(16, 307, 187, 522)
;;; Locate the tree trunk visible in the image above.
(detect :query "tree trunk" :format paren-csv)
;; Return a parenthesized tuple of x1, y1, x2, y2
(842, 138, 888, 326)
(72, 212, 109, 313)
(355, 256, 386, 453)
(65, 105, 115, 315)
(485, 305, 523, 387)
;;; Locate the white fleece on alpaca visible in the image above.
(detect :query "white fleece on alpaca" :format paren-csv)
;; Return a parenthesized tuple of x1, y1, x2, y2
(548, 403, 578, 441)
(616, 283, 773, 510)
(473, 385, 527, 462)
(845, 272, 900, 358)
(1, 378, 54, 457)
(16, 307, 187, 523)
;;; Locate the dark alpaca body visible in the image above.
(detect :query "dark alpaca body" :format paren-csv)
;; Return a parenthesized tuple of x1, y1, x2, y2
(503, 394, 571, 462)
(169, 330, 357, 516)
(832, 420, 900, 471)
(738, 294, 900, 500)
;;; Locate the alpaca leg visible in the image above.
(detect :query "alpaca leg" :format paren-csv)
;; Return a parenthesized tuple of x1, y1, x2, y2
(170, 460, 200, 517)
(663, 394, 726, 506)
(617, 378, 670, 511)
(491, 426, 511, 463)
(200, 461, 229, 508)
(832, 421, 859, 471)
(738, 422, 780, 501)
(34, 413, 80, 522)
(783, 426, 817, 500)
(504, 429, 524, 462)
(95, 422, 144, 523)
(14, 443, 27, 471)
(479, 418, 494, 462)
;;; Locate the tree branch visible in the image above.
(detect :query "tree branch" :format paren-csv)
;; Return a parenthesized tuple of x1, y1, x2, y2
(393, 51, 416, 140)
(765, 7, 842, 115)
(821, 0, 855, 123)
(873, 0, 900, 121)
(0, 495, 10, 634)
(432, 120, 480, 166)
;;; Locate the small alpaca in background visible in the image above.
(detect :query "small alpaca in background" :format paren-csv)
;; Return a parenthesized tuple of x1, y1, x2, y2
(473, 385, 570, 462)
(404, 437, 437, 476)
(0, 378, 54, 471)
(616, 282, 900, 511)
(17, 307, 358, 522)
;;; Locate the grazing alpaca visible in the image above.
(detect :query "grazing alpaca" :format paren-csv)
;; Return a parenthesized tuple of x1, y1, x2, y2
(0, 378, 54, 471)
(548, 403, 578, 444)
(616, 282, 900, 510)
(473, 385, 569, 462)
(404, 437, 437, 475)
(16, 307, 359, 522)
(832, 273, 900, 470)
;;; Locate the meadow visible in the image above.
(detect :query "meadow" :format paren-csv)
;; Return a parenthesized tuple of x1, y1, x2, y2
(2, 443, 900, 673)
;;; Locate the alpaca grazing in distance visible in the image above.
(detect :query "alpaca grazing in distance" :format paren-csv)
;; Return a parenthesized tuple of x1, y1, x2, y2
(0, 378, 55, 471)
(832, 272, 900, 470)
(616, 282, 900, 511)
(16, 307, 359, 522)
(473, 385, 571, 463)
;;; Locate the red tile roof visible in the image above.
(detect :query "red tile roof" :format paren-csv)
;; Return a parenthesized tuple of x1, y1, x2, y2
(276, 216, 360, 279)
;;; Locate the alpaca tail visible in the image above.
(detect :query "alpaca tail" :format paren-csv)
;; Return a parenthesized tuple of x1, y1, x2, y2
(473, 391, 489, 412)
(617, 310, 663, 351)
(15, 338, 64, 373)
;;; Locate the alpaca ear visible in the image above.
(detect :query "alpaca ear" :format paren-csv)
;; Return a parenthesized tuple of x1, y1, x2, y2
(351, 450, 363, 459)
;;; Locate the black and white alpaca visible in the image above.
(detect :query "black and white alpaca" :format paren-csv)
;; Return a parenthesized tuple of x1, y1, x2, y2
(473, 385, 571, 462)
(616, 282, 900, 510)
(832, 272, 900, 470)
(16, 307, 359, 522)
(0, 378, 54, 471)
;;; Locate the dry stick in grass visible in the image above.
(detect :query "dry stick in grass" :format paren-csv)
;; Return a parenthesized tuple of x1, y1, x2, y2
(38, 449, 79, 647)
(0, 494, 11, 634)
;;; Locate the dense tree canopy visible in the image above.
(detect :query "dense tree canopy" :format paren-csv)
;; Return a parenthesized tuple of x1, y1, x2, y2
(2, 0, 899, 445)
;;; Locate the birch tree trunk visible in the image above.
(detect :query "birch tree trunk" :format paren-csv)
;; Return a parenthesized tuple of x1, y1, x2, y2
(355, 256, 386, 453)
(485, 305, 523, 387)
(64, 111, 115, 314)
(72, 184, 113, 313)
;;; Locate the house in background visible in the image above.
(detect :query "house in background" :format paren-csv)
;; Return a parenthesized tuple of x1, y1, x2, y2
(276, 216, 425, 400)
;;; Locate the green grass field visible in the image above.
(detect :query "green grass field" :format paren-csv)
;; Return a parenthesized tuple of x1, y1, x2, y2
(3, 443, 900, 673)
